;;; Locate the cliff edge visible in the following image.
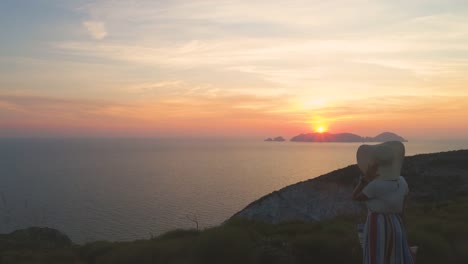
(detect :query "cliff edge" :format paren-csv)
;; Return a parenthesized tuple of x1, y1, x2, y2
(230, 149, 468, 223)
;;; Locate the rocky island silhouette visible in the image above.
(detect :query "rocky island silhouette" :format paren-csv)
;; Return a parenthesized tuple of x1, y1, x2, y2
(290, 131, 407, 142)
(265, 132, 407, 143)
(264, 136, 286, 142)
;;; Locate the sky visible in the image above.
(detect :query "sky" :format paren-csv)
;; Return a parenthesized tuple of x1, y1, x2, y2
(1, 0, 468, 139)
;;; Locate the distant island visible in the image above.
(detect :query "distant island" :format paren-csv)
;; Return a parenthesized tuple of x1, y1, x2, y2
(290, 131, 407, 142)
(264, 136, 286, 142)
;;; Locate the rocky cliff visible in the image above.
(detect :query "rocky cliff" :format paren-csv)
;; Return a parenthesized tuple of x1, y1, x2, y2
(230, 149, 468, 223)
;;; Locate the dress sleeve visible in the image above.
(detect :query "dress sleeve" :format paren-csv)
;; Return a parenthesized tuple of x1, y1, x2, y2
(362, 181, 377, 199)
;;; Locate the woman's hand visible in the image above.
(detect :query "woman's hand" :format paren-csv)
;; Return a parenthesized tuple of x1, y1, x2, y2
(364, 162, 379, 182)
(352, 161, 379, 201)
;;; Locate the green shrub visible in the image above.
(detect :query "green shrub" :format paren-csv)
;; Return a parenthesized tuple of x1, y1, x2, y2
(408, 228, 453, 264)
(157, 228, 199, 240)
(93, 242, 155, 264)
(291, 233, 360, 264)
(80, 241, 115, 263)
(192, 226, 256, 264)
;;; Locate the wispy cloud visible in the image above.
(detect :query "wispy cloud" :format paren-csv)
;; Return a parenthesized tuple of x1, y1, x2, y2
(2, 0, 468, 137)
(82, 20, 107, 40)
(0, 92, 300, 137)
(1, 92, 467, 138)
(53, 1, 468, 99)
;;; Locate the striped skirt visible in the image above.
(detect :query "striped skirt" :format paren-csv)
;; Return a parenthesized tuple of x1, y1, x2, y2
(363, 212, 415, 264)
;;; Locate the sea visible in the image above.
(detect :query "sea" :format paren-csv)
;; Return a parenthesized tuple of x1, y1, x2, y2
(1, 138, 467, 243)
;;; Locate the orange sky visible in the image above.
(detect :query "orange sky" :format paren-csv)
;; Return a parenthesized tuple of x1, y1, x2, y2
(1, 1, 468, 139)
(1, 93, 467, 139)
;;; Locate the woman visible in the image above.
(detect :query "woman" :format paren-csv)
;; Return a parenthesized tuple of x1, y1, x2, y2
(352, 141, 414, 264)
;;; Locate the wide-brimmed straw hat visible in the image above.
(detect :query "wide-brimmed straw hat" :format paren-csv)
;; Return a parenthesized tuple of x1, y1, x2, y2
(356, 141, 405, 180)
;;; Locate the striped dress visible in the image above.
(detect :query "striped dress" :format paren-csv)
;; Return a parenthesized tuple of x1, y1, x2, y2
(363, 212, 415, 264)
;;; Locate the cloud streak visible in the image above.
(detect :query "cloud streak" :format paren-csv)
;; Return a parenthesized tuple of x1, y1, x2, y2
(82, 20, 107, 40)
(1, 93, 467, 138)
(2, 0, 468, 138)
(50, 0, 468, 100)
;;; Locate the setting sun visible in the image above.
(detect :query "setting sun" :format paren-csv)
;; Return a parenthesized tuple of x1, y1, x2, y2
(316, 126, 327, 133)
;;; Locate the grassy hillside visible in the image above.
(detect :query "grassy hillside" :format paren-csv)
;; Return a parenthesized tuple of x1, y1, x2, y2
(1, 197, 468, 264)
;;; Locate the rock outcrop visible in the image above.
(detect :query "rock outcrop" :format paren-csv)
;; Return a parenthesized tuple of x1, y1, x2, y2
(265, 136, 286, 142)
(372, 132, 407, 142)
(0, 227, 72, 250)
(230, 149, 468, 223)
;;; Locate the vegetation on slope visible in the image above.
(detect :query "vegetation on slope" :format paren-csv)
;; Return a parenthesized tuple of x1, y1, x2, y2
(1, 197, 468, 264)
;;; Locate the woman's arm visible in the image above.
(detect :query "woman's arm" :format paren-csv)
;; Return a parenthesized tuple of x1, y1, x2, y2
(352, 162, 379, 201)
(352, 177, 369, 201)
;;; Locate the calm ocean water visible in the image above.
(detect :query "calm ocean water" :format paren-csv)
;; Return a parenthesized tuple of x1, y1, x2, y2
(1, 138, 467, 243)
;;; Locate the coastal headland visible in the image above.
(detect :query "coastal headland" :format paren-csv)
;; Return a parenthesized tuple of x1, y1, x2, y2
(1, 149, 467, 264)
(231, 149, 468, 222)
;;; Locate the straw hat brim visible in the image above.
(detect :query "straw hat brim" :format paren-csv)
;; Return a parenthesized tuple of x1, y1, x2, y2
(356, 141, 405, 180)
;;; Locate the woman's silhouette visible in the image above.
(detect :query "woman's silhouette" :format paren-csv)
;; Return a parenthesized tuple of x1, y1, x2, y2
(352, 141, 415, 264)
